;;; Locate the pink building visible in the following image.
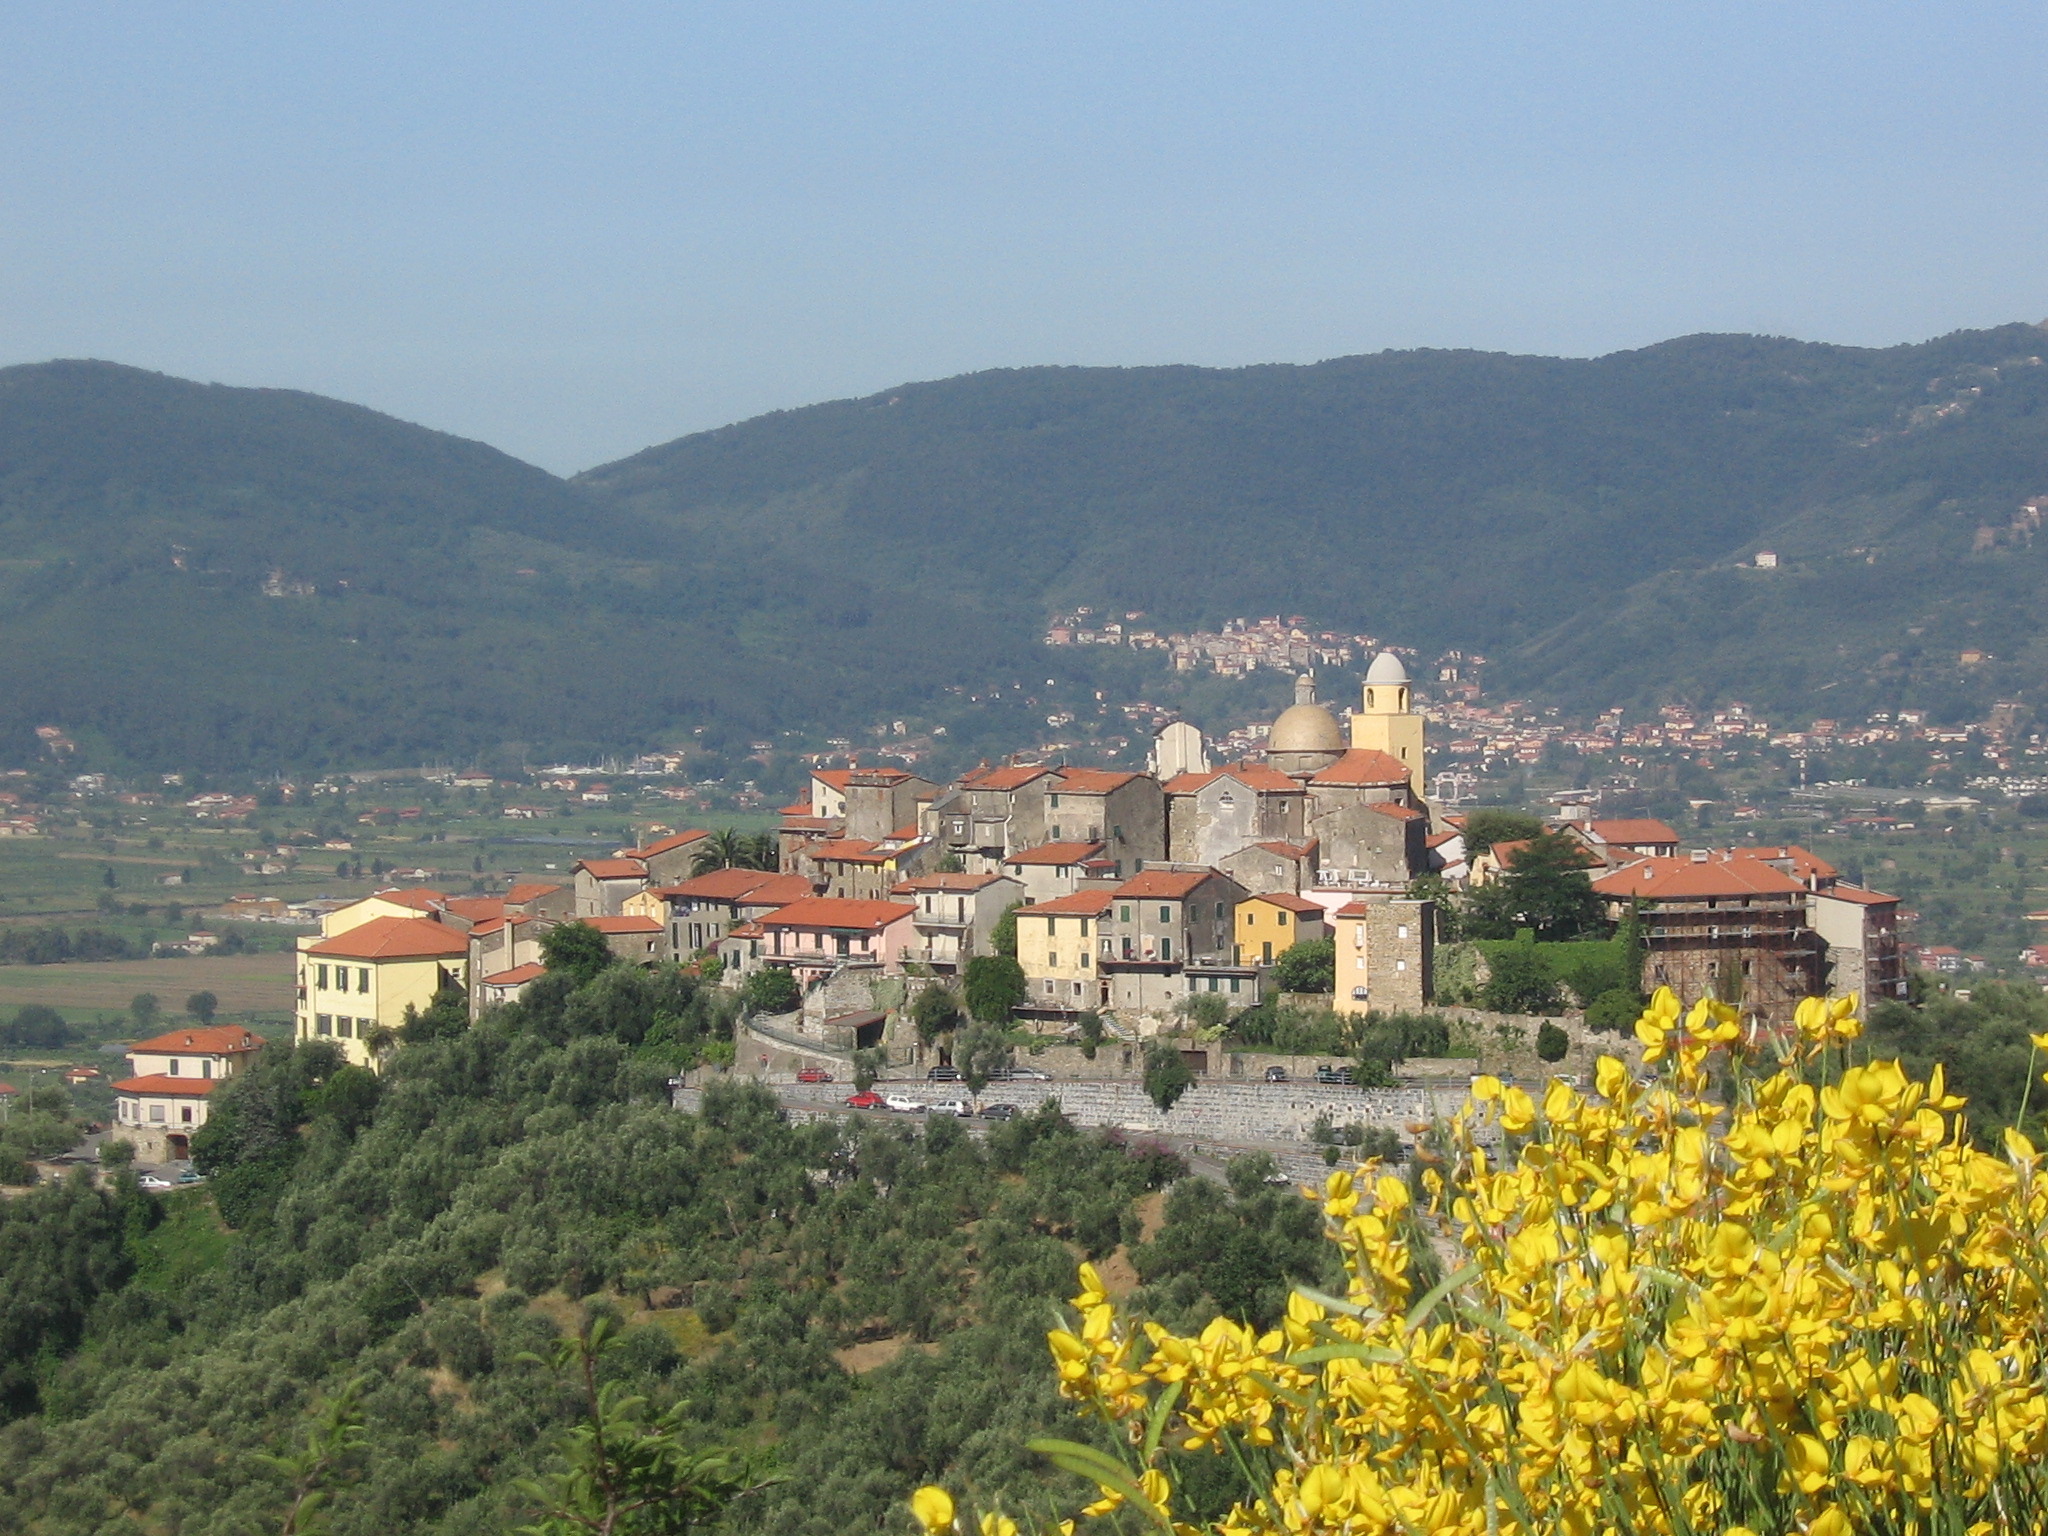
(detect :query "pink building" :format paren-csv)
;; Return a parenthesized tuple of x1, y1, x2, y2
(756, 897, 918, 984)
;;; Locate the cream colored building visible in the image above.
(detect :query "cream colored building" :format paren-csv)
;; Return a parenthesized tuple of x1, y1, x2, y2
(1013, 889, 1114, 1011)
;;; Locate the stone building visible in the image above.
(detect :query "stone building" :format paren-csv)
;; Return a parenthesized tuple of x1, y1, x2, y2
(1330, 897, 1435, 1013)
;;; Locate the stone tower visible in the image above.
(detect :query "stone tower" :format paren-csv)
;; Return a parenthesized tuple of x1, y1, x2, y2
(1350, 652, 1425, 795)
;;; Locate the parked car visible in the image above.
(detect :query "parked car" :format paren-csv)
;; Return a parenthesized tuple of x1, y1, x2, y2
(883, 1094, 926, 1113)
(795, 1066, 834, 1083)
(978, 1102, 1020, 1121)
(844, 1090, 885, 1110)
(1007, 1065, 1052, 1081)
(928, 1098, 970, 1118)
(137, 1174, 173, 1190)
(926, 1065, 962, 1082)
(1263, 1065, 1289, 1083)
(175, 1168, 205, 1184)
(1314, 1064, 1355, 1085)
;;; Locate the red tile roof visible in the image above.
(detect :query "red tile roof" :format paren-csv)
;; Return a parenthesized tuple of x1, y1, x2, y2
(373, 887, 448, 911)
(1588, 818, 1681, 846)
(482, 962, 547, 987)
(129, 1025, 264, 1055)
(628, 829, 709, 858)
(1307, 750, 1411, 787)
(1368, 802, 1424, 822)
(1821, 884, 1900, 906)
(759, 898, 917, 931)
(1053, 767, 1141, 794)
(895, 872, 1010, 891)
(1114, 870, 1215, 899)
(737, 875, 819, 907)
(1253, 839, 1318, 858)
(307, 915, 472, 960)
(1004, 840, 1106, 866)
(657, 868, 791, 902)
(1592, 856, 1809, 901)
(112, 1074, 217, 1096)
(1165, 763, 1301, 794)
(587, 915, 662, 934)
(1017, 890, 1117, 917)
(1243, 892, 1323, 914)
(778, 815, 843, 832)
(442, 896, 506, 922)
(504, 882, 562, 904)
(963, 764, 1054, 791)
(577, 858, 648, 880)
(809, 839, 897, 865)
(1730, 845, 1838, 883)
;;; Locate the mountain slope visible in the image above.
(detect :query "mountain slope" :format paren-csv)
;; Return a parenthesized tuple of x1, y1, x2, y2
(0, 362, 980, 771)
(583, 324, 2048, 719)
(4, 328, 2047, 773)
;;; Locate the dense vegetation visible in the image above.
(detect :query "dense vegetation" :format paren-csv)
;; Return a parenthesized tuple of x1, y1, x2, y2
(0, 957, 1329, 1535)
(7, 324, 2048, 770)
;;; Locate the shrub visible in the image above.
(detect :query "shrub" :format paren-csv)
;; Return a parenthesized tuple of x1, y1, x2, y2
(1141, 1042, 1194, 1113)
(1271, 938, 1335, 995)
(1535, 1019, 1569, 1062)
(739, 966, 801, 1016)
(924, 990, 2048, 1536)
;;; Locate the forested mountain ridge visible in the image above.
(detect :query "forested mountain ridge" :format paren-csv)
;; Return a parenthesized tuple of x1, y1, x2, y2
(3, 326, 2046, 771)
(585, 322, 2048, 721)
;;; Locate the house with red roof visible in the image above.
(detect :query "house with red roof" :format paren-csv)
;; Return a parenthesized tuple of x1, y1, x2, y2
(891, 870, 1025, 973)
(574, 856, 649, 917)
(112, 1024, 266, 1162)
(1047, 767, 1165, 877)
(1592, 852, 1827, 1024)
(295, 913, 470, 1067)
(1096, 867, 1249, 1014)
(751, 897, 919, 987)
(1001, 840, 1111, 905)
(619, 828, 711, 886)
(652, 868, 818, 959)
(925, 762, 1057, 871)
(1011, 889, 1116, 1013)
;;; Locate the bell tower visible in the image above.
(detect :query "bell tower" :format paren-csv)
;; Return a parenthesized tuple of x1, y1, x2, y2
(1350, 652, 1425, 796)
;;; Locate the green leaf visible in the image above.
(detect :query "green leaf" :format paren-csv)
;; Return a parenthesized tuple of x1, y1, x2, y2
(1142, 1380, 1183, 1462)
(1026, 1439, 1172, 1531)
(1402, 1263, 1479, 1334)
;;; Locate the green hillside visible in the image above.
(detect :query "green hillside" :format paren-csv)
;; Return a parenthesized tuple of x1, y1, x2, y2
(586, 323, 2048, 722)
(4, 327, 2047, 773)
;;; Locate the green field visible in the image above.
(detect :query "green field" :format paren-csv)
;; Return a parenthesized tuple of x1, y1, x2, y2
(0, 951, 293, 1019)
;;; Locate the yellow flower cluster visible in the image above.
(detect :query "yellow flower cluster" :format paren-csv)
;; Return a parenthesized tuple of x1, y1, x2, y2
(966, 988, 2048, 1535)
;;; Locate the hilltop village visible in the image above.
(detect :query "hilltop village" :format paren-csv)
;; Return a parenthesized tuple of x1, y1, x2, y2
(235, 654, 1908, 1090)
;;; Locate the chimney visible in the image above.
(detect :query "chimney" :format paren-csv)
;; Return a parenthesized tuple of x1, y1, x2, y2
(1690, 848, 1709, 864)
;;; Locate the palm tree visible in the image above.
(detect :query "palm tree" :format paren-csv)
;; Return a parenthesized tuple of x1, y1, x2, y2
(743, 832, 779, 871)
(691, 828, 753, 875)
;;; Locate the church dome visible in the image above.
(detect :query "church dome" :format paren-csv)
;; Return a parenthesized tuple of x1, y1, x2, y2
(1268, 702, 1345, 754)
(1364, 651, 1410, 685)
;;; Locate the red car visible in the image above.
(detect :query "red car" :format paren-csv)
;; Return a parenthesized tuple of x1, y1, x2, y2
(843, 1090, 885, 1110)
(796, 1067, 834, 1083)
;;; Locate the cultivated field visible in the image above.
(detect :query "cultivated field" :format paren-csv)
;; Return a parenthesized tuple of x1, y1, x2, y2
(0, 951, 294, 1018)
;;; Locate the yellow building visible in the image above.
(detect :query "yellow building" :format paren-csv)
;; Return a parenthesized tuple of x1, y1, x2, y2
(295, 913, 469, 1067)
(1012, 889, 1113, 1011)
(1349, 651, 1425, 796)
(1233, 892, 1328, 966)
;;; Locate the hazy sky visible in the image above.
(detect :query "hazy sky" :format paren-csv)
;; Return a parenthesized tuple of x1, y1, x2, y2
(3, 2, 2044, 474)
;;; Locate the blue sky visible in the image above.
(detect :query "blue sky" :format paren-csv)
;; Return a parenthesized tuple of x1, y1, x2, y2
(2, 2, 2043, 473)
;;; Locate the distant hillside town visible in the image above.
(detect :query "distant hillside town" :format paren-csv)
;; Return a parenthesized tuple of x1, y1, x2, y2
(267, 654, 1903, 1082)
